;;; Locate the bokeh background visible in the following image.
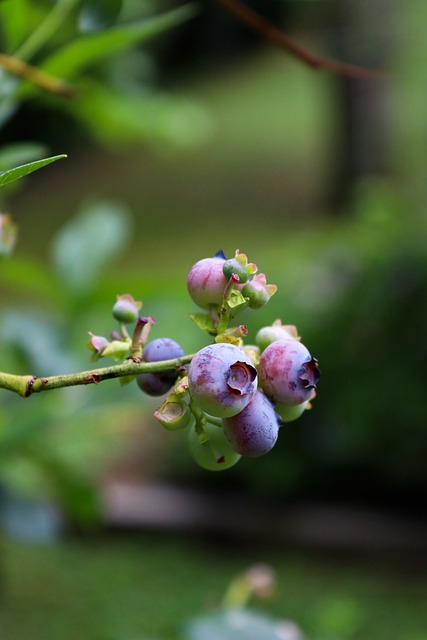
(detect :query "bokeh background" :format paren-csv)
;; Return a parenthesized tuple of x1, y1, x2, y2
(0, 1, 426, 639)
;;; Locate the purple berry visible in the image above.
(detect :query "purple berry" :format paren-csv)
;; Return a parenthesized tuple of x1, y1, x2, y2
(222, 390, 279, 457)
(136, 337, 184, 397)
(136, 373, 173, 396)
(188, 343, 257, 418)
(187, 255, 229, 309)
(142, 338, 184, 363)
(259, 338, 320, 406)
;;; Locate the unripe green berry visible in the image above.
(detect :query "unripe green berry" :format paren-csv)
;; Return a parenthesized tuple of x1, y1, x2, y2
(188, 422, 241, 471)
(256, 323, 299, 352)
(112, 295, 141, 323)
(275, 401, 308, 423)
(241, 274, 277, 310)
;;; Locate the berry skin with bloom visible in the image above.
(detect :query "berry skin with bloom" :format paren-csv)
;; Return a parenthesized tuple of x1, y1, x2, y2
(259, 338, 320, 406)
(222, 390, 279, 457)
(188, 342, 257, 418)
(187, 254, 229, 310)
(136, 337, 184, 397)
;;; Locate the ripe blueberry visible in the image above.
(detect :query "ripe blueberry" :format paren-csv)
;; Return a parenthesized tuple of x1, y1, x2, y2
(187, 254, 229, 309)
(259, 338, 320, 405)
(136, 337, 184, 397)
(188, 342, 257, 418)
(222, 390, 279, 457)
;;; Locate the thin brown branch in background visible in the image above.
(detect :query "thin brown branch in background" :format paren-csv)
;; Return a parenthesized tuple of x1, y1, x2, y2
(215, 0, 387, 79)
(0, 53, 77, 98)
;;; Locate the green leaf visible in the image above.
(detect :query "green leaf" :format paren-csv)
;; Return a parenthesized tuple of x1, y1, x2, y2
(227, 290, 247, 309)
(0, 154, 66, 187)
(189, 313, 217, 335)
(42, 4, 198, 79)
(101, 339, 131, 361)
(79, 0, 123, 32)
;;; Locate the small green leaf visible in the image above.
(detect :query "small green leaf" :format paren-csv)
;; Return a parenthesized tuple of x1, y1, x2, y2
(227, 290, 247, 309)
(0, 154, 66, 187)
(189, 313, 217, 335)
(79, 0, 123, 32)
(99, 339, 131, 361)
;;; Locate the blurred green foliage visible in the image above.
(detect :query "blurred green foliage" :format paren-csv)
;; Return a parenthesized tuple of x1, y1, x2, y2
(0, 0, 208, 156)
(0, 201, 144, 525)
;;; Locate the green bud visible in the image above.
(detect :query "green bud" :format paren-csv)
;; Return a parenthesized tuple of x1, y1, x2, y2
(242, 274, 277, 309)
(87, 332, 109, 361)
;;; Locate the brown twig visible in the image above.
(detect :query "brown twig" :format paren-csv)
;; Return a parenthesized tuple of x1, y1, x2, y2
(215, 0, 387, 79)
(0, 52, 77, 98)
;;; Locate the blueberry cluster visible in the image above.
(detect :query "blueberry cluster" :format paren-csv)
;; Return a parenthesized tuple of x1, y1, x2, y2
(148, 252, 320, 471)
(184, 333, 319, 469)
(88, 251, 320, 472)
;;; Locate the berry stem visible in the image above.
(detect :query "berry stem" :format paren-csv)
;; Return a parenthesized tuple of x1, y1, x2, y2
(130, 316, 155, 360)
(206, 416, 223, 427)
(0, 353, 196, 398)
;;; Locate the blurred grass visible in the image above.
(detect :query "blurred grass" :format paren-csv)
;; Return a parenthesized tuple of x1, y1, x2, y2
(1, 532, 427, 640)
